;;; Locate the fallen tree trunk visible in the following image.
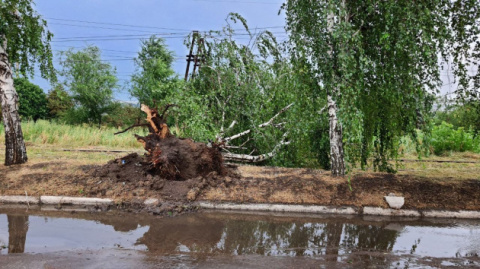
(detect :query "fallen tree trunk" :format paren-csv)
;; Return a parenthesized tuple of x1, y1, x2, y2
(115, 102, 293, 179)
(116, 104, 225, 180)
(222, 138, 290, 163)
(216, 103, 293, 163)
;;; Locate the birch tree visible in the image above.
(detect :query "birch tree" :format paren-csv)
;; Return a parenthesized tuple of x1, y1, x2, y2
(283, 0, 480, 176)
(0, 0, 54, 165)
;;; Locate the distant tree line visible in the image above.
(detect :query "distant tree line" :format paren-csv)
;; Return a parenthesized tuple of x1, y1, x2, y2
(1, 0, 479, 171)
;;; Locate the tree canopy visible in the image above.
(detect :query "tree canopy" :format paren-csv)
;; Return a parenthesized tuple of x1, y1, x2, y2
(0, 0, 55, 80)
(59, 46, 118, 127)
(283, 0, 480, 173)
(130, 36, 182, 107)
(46, 84, 73, 119)
(0, 0, 55, 165)
(14, 77, 47, 121)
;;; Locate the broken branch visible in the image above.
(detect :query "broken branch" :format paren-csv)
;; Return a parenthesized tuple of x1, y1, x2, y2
(221, 103, 293, 143)
(222, 133, 290, 163)
(114, 123, 150, 135)
(160, 104, 178, 119)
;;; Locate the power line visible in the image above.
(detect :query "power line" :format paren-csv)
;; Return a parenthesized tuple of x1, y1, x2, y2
(52, 35, 188, 43)
(54, 32, 190, 40)
(52, 31, 287, 43)
(48, 22, 162, 34)
(53, 45, 139, 54)
(189, 0, 281, 4)
(47, 17, 191, 31)
(47, 18, 284, 34)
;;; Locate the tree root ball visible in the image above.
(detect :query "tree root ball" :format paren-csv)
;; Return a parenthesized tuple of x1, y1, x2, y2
(145, 136, 226, 181)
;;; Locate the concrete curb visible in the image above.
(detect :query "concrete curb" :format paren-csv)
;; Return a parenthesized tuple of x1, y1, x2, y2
(198, 202, 357, 215)
(0, 195, 113, 206)
(40, 196, 113, 206)
(0, 195, 40, 204)
(199, 202, 480, 219)
(2, 196, 480, 219)
(363, 207, 421, 217)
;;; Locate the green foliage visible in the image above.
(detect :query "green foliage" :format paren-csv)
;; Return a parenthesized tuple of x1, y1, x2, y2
(13, 77, 47, 120)
(182, 13, 297, 162)
(430, 122, 480, 155)
(0, 0, 55, 80)
(102, 102, 143, 128)
(46, 84, 73, 119)
(283, 0, 479, 172)
(434, 98, 480, 135)
(130, 36, 183, 107)
(59, 46, 118, 127)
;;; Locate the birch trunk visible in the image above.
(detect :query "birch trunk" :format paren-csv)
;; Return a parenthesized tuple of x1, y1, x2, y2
(0, 38, 28, 165)
(328, 95, 345, 176)
(325, 5, 346, 177)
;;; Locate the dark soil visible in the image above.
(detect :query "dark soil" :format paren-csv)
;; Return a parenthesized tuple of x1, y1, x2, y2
(89, 152, 238, 206)
(140, 136, 226, 181)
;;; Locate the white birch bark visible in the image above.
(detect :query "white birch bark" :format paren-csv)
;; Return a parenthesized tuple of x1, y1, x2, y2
(222, 133, 290, 163)
(325, 4, 346, 176)
(327, 95, 345, 176)
(0, 37, 28, 165)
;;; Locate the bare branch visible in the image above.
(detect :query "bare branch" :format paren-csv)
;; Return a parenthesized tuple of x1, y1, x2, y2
(114, 123, 149, 135)
(227, 120, 237, 130)
(258, 102, 294, 128)
(223, 145, 248, 150)
(222, 133, 290, 163)
(222, 103, 293, 143)
(317, 105, 327, 115)
(224, 129, 252, 143)
(160, 104, 178, 119)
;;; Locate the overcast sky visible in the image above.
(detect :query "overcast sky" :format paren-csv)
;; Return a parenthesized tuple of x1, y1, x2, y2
(32, 0, 286, 101)
(31, 0, 461, 102)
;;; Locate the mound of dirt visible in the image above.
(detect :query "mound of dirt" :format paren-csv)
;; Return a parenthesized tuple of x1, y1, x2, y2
(91, 152, 237, 204)
(141, 136, 226, 181)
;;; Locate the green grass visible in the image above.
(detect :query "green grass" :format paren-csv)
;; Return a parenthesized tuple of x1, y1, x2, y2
(0, 120, 146, 150)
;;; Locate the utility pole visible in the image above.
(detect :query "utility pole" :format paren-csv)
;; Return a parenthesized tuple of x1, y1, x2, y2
(184, 31, 205, 81)
(191, 37, 205, 78)
(184, 31, 198, 81)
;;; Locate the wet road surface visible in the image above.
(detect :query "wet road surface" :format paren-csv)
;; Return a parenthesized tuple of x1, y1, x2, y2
(0, 206, 479, 268)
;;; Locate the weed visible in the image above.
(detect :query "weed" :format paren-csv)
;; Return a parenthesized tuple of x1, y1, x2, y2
(347, 176, 353, 191)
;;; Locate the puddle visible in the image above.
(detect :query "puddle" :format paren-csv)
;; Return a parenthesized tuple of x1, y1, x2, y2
(0, 206, 479, 268)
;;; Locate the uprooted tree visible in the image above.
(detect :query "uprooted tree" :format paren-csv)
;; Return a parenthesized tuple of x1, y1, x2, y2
(115, 103, 292, 180)
(115, 104, 225, 181)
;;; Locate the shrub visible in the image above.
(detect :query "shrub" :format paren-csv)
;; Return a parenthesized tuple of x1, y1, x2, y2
(430, 121, 479, 155)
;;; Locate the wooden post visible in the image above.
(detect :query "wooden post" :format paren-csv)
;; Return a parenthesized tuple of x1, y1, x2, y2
(184, 31, 198, 81)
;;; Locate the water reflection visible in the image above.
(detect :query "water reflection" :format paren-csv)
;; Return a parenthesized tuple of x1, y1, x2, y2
(7, 215, 29, 253)
(1, 207, 479, 266)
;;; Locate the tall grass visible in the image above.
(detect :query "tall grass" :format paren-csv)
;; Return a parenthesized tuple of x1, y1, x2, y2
(0, 120, 145, 149)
